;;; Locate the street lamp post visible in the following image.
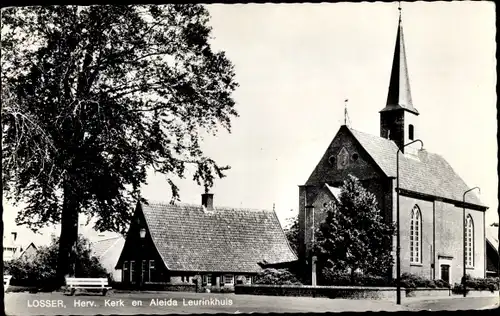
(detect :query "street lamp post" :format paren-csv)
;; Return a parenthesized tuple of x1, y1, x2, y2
(139, 228, 146, 289)
(462, 187, 480, 298)
(396, 139, 424, 305)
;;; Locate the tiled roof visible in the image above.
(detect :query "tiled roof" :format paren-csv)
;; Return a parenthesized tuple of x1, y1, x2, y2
(91, 236, 124, 258)
(348, 128, 484, 207)
(324, 184, 342, 201)
(140, 202, 298, 273)
(487, 226, 499, 254)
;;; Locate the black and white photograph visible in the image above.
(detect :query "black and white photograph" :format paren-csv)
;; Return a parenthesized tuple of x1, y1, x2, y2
(1, 1, 498, 315)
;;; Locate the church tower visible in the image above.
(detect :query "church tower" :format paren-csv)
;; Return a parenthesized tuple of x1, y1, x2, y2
(379, 8, 419, 154)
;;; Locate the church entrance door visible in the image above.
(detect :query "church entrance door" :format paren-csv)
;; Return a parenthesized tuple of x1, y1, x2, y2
(440, 264, 450, 283)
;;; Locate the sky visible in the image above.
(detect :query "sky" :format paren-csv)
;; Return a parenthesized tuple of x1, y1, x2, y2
(2, 2, 498, 247)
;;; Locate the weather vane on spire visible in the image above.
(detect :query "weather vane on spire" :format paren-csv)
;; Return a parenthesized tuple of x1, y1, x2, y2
(398, 1, 402, 20)
(344, 99, 351, 127)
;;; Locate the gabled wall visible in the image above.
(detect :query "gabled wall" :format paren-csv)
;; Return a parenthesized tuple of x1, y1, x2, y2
(299, 127, 389, 262)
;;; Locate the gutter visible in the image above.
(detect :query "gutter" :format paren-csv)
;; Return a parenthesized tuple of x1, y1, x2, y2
(396, 188, 488, 212)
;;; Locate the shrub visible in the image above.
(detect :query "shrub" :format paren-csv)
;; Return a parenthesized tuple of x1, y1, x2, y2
(4, 235, 108, 289)
(319, 269, 392, 286)
(399, 273, 448, 289)
(452, 283, 470, 295)
(434, 279, 450, 288)
(462, 276, 499, 292)
(253, 268, 302, 285)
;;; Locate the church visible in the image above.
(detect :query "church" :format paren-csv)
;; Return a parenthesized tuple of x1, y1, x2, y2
(297, 12, 488, 286)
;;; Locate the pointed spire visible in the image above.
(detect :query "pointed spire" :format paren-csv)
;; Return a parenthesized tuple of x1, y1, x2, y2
(380, 4, 419, 115)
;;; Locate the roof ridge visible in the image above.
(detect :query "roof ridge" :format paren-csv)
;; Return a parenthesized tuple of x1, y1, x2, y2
(143, 200, 273, 212)
(96, 236, 123, 259)
(92, 235, 123, 243)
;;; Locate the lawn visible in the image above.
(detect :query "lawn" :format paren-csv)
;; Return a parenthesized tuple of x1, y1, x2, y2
(5, 291, 406, 315)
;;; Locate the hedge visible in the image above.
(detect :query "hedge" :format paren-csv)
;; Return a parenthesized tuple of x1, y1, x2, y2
(452, 276, 500, 294)
(400, 273, 450, 289)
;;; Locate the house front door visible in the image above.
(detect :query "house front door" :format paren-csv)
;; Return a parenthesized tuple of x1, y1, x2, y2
(440, 264, 450, 283)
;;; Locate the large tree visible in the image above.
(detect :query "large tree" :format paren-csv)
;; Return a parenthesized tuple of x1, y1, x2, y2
(284, 215, 299, 256)
(1, 5, 238, 284)
(314, 175, 395, 283)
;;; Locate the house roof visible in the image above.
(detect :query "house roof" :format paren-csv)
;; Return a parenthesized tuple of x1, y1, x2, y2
(92, 236, 124, 259)
(138, 201, 298, 273)
(18, 243, 37, 258)
(487, 226, 499, 254)
(347, 127, 484, 208)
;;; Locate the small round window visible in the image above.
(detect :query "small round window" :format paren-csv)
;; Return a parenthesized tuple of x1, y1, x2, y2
(351, 153, 359, 161)
(328, 155, 335, 165)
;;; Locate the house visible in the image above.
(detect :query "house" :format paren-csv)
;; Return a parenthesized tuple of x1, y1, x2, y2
(486, 226, 499, 277)
(3, 232, 19, 261)
(116, 193, 297, 288)
(3, 232, 39, 262)
(298, 13, 488, 286)
(18, 242, 37, 260)
(91, 235, 126, 282)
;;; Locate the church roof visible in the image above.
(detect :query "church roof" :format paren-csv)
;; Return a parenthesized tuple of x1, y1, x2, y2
(325, 184, 342, 201)
(348, 127, 484, 207)
(122, 201, 297, 273)
(380, 14, 419, 115)
(487, 226, 499, 254)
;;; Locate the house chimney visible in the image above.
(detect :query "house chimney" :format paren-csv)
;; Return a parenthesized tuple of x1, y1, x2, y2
(11, 232, 17, 243)
(202, 193, 214, 211)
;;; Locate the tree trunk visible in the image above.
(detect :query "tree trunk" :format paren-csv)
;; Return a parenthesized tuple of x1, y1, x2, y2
(56, 178, 80, 287)
(350, 268, 356, 285)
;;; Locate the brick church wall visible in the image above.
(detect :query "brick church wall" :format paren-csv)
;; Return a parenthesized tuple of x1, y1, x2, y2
(434, 201, 485, 284)
(397, 195, 434, 280)
(299, 129, 389, 261)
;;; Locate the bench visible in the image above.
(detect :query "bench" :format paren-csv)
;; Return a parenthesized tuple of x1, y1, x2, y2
(66, 277, 111, 296)
(4, 275, 12, 292)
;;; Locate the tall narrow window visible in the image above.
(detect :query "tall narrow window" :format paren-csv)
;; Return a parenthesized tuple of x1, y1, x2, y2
(410, 205, 422, 264)
(130, 261, 136, 283)
(149, 260, 155, 282)
(465, 215, 474, 267)
(409, 124, 414, 141)
(142, 260, 147, 282)
(123, 261, 129, 283)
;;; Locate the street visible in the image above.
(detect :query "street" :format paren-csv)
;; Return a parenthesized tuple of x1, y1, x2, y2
(4, 291, 499, 315)
(404, 296, 499, 311)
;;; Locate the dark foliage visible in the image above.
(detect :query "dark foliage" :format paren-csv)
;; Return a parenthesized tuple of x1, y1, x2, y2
(400, 273, 449, 289)
(4, 235, 107, 290)
(453, 275, 499, 293)
(284, 216, 299, 256)
(253, 268, 303, 285)
(2, 4, 238, 282)
(314, 175, 395, 283)
(319, 269, 393, 286)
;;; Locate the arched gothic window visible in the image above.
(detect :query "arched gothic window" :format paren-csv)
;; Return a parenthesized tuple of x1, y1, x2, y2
(465, 215, 474, 267)
(410, 205, 422, 263)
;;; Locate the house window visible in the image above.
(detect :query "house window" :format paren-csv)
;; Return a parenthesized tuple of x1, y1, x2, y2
(149, 260, 155, 282)
(142, 260, 147, 282)
(246, 275, 252, 285)
(203, 274, 212, 285)
(410, 205, 422, 264)
(224, 274, 234, 285)
(409, 124, 414, 140)
(465, 215, 474, 267)
(130, 261, 136, 283)
(123, 261, 129, 283)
